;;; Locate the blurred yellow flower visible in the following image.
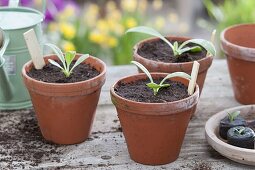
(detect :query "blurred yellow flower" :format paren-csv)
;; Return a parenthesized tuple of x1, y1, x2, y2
(59, 22, 76, 39)
(62, 41, 76, 52)
(106, 1, 117, 11)
(125, 17, 138, 28)
(83, 4, 99, 27)
(152, 0, 163, 10)
(48, 22, 59, 32)
(89, 31, 106, 44)
(121, 0, 137, 12)
(138, 0, 148, 13)
(155, 16, 165, 29)
(87, 4, 99, 16)
(97, 19, 110, 33)
(168, 12, 178, 23)
(59, 4, 76, 20)
(107, 9, 122, 21)
(113, 24, 125, 36)
(34, 0, 42, 6)
(107, 36, 118, 48)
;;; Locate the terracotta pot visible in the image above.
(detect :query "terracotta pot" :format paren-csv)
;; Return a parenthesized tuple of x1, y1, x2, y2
(110, 73, 199, 165)
(133, 36, 213, 95)
(22, 55, 106, 144)
(221, 24, 255, 104)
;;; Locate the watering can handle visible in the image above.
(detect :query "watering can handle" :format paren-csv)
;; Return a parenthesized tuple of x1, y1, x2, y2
(0, 33, 10, 65)
(8, 0, 46, 16)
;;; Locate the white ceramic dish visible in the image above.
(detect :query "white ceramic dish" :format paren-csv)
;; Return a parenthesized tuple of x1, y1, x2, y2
(205, 105, 255, 165)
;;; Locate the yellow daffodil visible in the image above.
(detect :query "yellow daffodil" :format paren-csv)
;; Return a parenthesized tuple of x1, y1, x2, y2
(113, 24, 125, 36)
(48, 22, 59, 32)
(62, 41, 76, 52)
(138, 0, 148, 13)
(125, 17, 138, 28)
(152, 0, 163, 10)
(107, 36, 118, 48)
(155, 16, 165, 29)
(107, 9, 122, 21)
(96, 19, 110, 33)
(121, 0, 137, 12)
(83, 4, 99, 27)
(59, 22, 76, 39)
(89, 31, 106, 44)
(106, 1, 117, 11)
(58, 5, 76, 21)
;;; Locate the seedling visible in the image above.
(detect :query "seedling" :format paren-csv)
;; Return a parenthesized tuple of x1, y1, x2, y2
(126, 26, 216, 57)
(227, 111, 240, 123)
(233, 126, 245, 135)
(131, 61, 191, 95)
(45, 43, 89, 77)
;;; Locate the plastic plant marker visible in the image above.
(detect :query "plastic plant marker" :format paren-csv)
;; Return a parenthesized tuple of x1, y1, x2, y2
(188, 61, 200, 95)
(24, 29, 45, 69)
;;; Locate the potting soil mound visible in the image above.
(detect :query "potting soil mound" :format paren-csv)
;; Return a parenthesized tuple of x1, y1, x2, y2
(115, 79, 189, 103)
(28, 62, 100, 83)
(137, 40, 207, 63)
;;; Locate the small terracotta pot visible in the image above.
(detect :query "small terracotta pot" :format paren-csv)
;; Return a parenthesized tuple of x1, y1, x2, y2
(221, 24, 255, 104)
(133, 36, 213, 95)
(110, 73, 199, 165)
(22, 55, 106, 144)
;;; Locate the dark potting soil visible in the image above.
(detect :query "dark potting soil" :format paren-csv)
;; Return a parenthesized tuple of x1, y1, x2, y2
(115, 79, 189, 103)
(0, 109, 61, 169)
(28, 61, 100, 83)
(137, 39, 207, 63)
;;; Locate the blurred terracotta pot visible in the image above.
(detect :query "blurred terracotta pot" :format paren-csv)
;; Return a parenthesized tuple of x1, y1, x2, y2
(22, 55, 106, 144)
(110, 73, 199, 165)
(133, 36, 213, 95)
(221, 24, 255, 104)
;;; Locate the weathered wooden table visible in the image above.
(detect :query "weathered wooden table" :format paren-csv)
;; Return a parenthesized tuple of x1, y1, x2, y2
(0, 59, 254, 169)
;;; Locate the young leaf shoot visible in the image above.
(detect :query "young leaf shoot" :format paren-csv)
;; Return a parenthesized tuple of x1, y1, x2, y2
(131, 61, 191, 95)
(45, 43, 89, 77)
(227, 111, 240, 122)
(126, 26, 216, 57)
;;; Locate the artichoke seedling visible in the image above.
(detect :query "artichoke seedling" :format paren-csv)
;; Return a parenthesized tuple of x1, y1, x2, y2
(45, 43, 89, 77)
(131, 61, 191, 95)
(126, 26, 216, 57)
(219, 111, 247, 140)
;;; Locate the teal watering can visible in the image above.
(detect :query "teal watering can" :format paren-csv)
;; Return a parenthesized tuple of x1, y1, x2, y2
(0, 0, 45, 110)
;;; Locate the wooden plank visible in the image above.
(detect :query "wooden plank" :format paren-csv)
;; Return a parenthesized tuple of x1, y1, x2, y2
(0, 59, 251, 169)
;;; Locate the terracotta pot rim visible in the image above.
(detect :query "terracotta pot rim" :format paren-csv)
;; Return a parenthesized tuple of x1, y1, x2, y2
(110, 73, 199, 115)
(220, 23, 255, 61)
(133, 36, 213, 67)
(22, 54, 107, 87)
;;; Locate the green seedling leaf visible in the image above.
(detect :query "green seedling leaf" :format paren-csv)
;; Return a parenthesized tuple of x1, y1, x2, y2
(234, 127, 245, 135)
(177, 46, 202, 55)
(65, 51, 76, 70)
(126, 26, 175, 54)
(228, 111, 240, 122)
(45, 43, 66, 70)
(131, 61, 192, 95)
(70, 54, 89, 73)
(147, 83, 170, 95)
(160, 72, 191, 86)
(131, 61, 154, 83)
(179, 39, 216, 56)
(48, 59, 63, 70)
